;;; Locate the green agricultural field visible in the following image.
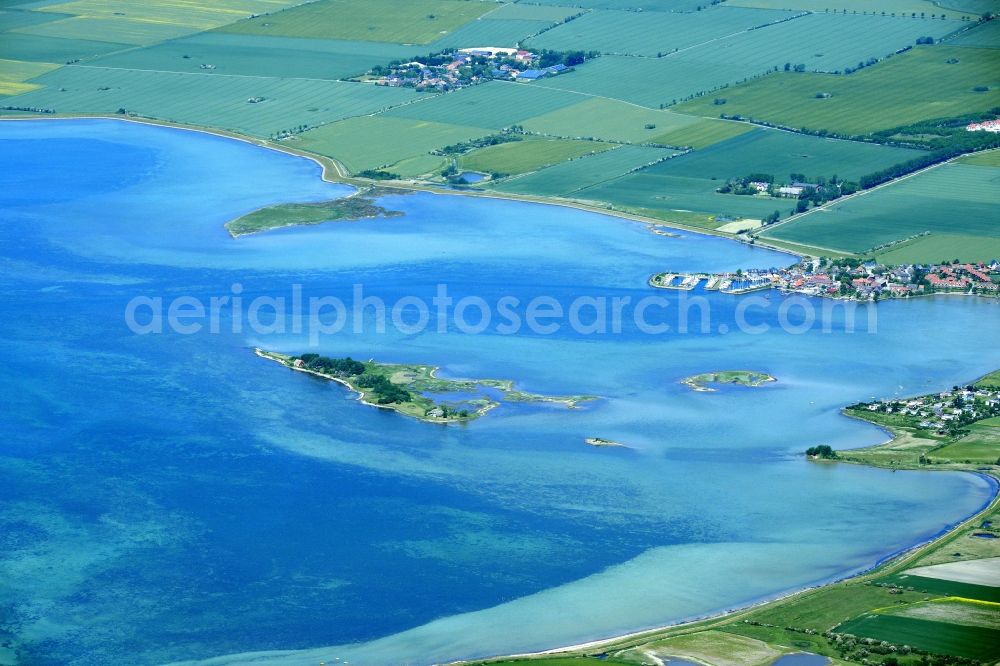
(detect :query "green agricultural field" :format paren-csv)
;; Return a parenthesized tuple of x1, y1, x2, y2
(950, 16, 1000, 47)
(881, 573, 1000, 602)
(580, 168, 797, 221)
(538, 13, 963, 107)
(389, 153, 448, 178)
(526, 0, 722, 10)
(874, 234, 1000, 264)
(885, 597, 1000, 629)
(524, 6, 798, 57)
(383, 81, 583, 130)
(663, 13, 964, 77)
(526, 99, 748, 148)
(834, 613, 1000, 660)
(737, 583, 939, 634)
(0, 57, 58, 82)
(0, 8, 70, 32)
(33, 0, 299, 30)
(933, 417, 1000, 463)
(218, 0, 492, 44)
(3, 66, 416, 137)
(0, 57, 59, 94)
(726, 0, 976, 20)
(88, 33, 420, 81)
(0, 33, 130, 62)
(459, 138, 614, 176)
(649, 118, 754, 149)
(636, 630, 789, 666)
(960, 149, 1000, 166)
(675, 46, 1000, 136)
(940, 0, 1000, 13)
(536, 53, 751, 109)
(633, 128, 921, 182)
(483, 3, 582, 22)
(577, 128, 921, 220)
(429, 17, 557, 50)
(427, 1, 582, 48)
(522, 98, 701, 142)
(763, 162, 1000, 260)
(978, 369, 1000, 388)
(13, 15, 198, 46)
(296, 115, 491, 173)
(491, 145, 677, 197)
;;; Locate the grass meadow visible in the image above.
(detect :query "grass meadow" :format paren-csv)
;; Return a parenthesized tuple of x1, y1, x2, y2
(933, 416, 1000, 463)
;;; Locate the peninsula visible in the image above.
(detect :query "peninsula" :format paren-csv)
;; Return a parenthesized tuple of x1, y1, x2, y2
(256, 349, 594, 423)
(226, 188, 404, 238)
(836, 369, 1000, 468)
(682, 370, 776, 392)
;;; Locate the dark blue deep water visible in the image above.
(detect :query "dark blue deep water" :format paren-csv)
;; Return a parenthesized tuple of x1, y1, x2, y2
(1, 120, 997, 666)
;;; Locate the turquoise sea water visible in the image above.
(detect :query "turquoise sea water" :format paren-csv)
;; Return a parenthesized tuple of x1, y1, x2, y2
(1, 119, 998, 666)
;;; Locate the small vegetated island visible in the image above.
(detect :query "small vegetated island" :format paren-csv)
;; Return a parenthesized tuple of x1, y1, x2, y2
(682, 370, 776, 392)
(585, 437, 626, 448)
(225, 187, 404, 238)
(256, 349, 593, 423)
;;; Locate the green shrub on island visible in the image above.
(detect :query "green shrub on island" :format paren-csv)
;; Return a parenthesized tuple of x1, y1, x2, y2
(297, 353, 365, 377)
(806, 444, 838, 459)
(294, 354, 412, 405)
(354, 373, 412, 405)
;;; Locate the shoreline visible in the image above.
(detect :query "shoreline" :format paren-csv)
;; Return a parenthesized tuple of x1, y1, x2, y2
(459, 469, 1000, 664)
(8, 114, 998, 665)
(456, 386, 1000, 664)
(0, 114, 810, 260)
(254, 348, 496, 424)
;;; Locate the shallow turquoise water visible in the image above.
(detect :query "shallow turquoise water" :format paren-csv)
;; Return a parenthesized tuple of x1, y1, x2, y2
(1, 119, 998, 666)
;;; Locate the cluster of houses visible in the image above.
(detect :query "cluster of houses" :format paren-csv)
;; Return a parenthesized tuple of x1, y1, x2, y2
(857, 385, 1000, 435)
(966, 119, 1000, 133)
(745, 180, 813, 198)
(726, 259, 1000, 300)
(373, 47, 566, 91)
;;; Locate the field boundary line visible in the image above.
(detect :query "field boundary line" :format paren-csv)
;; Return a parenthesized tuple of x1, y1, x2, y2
(758, 155, 963, 239)
(68, 63, 386, 86)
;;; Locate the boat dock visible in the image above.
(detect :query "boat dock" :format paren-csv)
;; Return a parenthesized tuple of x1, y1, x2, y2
(649, 272, 712, 290)
(651, 271, 775, 294)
